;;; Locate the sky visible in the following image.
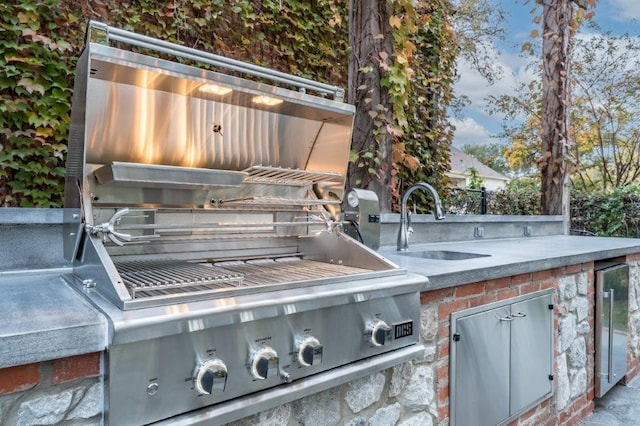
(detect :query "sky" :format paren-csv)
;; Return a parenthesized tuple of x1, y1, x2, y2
(451, 0, 640, 148)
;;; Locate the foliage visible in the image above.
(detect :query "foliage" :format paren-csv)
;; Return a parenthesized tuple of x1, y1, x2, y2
(0, 0, 78, 207)
(348, 1, 457, 213)
(394, 1, 457, 211)
(462, 143, 511, 176)
(1, 0, 455, 211)
(466, 167, 483, 189)
(571, 185, 640, 237)
(570, 31, 640, 191)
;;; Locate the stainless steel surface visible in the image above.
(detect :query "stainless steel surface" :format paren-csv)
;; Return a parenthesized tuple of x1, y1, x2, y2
(93, 162, 247, 189)
(342, 188, 381, 250)
(450, 290, 553, 426)
(509, 293, 553, 415)
(151, 345, 424, 426)
(105, 291, 421, 425)
(595, 263, 629, 398)
(64, 22, 426, 426)
(89, 21, 345, 100)
(397, 182, 445, 251)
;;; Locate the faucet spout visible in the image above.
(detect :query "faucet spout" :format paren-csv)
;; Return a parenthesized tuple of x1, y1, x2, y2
(397, 182, 445, 251)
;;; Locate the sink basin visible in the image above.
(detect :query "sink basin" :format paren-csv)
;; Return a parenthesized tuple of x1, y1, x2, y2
(398, 250, 491, 261)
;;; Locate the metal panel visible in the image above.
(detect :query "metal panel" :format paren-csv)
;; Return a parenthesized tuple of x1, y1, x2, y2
(452, 305, 511, 426)
(106, 291, 421, 425)
(596, 263, 629, 398)
(510, 292, 553, 414)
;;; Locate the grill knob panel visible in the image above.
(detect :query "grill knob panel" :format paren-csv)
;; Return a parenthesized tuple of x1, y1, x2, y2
(249, 347, 279, 380)
(194, 358, 228, 395)
(296, 336, 323, 367)
(370, 320, 392, 347)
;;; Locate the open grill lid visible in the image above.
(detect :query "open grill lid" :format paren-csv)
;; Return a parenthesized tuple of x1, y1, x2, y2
(64, 21, 355, 216)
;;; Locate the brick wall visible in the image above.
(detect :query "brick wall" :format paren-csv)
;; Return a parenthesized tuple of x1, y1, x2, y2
(421, 262, 597, 426)
(0, 352, 102, 425)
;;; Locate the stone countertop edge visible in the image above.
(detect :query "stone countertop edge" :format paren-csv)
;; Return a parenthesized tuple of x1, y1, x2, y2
(0, 270, 108, 369)
(377, 235, 640, 290)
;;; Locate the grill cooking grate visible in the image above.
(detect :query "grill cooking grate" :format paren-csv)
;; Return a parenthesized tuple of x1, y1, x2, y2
(115, 260, 244, 298)
(114, 258, 371, 299)
(213, 258, 370, 286)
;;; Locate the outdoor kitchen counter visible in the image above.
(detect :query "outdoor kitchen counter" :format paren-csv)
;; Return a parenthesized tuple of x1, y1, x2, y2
(0, 270, 108, 369)
(378, 235, 640, 290)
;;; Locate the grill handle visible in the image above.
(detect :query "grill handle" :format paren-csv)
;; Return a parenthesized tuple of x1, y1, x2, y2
(86, 21, 345, 101)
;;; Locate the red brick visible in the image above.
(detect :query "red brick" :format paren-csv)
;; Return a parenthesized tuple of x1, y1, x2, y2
(565, 263, 582, 274)
(438, 384, 449, 403)
(0, 363, 39, 395)
(486, 276, 510, 292)
(519, 281, 541, 295)
(52, 353, 100, 384)
(511, 273, 531, 286)
(437, 404, 449, 422)
(438, 323, 451, 340)
(437, 363, 449, 382)
(439, 299, 470, 321)
(421, 287, 454, 305)
(438, 342, 450, 359)
(540, 277, 557, 290)
(532, 269, 552, 282)
(551, 266, 566, 276)
(497, 288, 518, 301)
(626, 253, 640, 262)
(455, 282, 485, 298)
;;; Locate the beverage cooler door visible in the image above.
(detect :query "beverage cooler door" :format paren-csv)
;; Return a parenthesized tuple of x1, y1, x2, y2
(595, 263, 629, 398)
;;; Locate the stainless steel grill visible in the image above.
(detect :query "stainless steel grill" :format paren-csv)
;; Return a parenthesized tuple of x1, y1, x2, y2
(63, 21, 427, 426)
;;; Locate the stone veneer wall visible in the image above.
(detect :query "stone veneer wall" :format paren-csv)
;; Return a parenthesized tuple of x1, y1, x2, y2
(627, 253, 640, 380)
(0, 353, 102, 425)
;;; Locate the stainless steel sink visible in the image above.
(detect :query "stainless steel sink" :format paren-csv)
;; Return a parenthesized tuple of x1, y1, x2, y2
(398, 250, 491, 261)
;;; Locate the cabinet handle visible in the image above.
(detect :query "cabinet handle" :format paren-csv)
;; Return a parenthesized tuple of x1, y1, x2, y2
(512, 312, 527, 318)
(608, 288, 614, 383)
(498, 315, 514, 322)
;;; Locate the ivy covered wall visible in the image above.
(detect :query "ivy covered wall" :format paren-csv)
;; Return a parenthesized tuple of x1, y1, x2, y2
(0, 0, 455, 209)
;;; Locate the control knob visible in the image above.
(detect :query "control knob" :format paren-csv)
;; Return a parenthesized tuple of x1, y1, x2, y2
(194, 358, 228, 395)
(249, 346, 279, 380)
(369, 320, 392, 347)
(296, 336, 323, 367)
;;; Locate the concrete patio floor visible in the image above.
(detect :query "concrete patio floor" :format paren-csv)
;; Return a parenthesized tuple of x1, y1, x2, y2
(580, 375, 640, 426)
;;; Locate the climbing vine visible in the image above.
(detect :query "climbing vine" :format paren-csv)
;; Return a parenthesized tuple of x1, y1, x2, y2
(0, 0, 456, 209)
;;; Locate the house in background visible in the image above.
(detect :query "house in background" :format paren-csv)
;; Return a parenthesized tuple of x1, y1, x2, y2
(447, 145, 510, 190)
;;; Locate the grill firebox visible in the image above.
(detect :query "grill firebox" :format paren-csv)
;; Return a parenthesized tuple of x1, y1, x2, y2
(64, 21, 428, 425)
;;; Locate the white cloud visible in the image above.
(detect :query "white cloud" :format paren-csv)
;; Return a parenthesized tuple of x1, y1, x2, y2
(607, 0, 640, 21)
(452, 43, 538, 145)
(451, 117, 493, 147)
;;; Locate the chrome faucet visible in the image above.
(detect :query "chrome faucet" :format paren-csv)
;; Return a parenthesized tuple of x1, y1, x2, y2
(397, 182, 445, 251)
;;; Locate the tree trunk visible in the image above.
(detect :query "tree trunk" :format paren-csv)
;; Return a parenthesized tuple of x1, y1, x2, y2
(540, 0, 573, 216)
(347, 0, 394, 212)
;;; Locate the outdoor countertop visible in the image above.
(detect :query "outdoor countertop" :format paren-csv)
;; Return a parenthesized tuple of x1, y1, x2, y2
(378, 235, 640, 290)
(0, 269, 108, 369)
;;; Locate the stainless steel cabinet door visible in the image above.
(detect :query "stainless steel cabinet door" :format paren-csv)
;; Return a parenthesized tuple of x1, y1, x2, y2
(596, 263, 629, 398)
(510, 293, 553, 414)
(453, 305, 511, 426)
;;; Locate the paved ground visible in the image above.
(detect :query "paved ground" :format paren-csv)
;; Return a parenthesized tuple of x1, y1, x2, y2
(580, 375, 640, 426)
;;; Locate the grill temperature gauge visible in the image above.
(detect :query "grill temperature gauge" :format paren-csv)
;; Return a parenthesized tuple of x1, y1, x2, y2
(194, 358, 228, 395)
